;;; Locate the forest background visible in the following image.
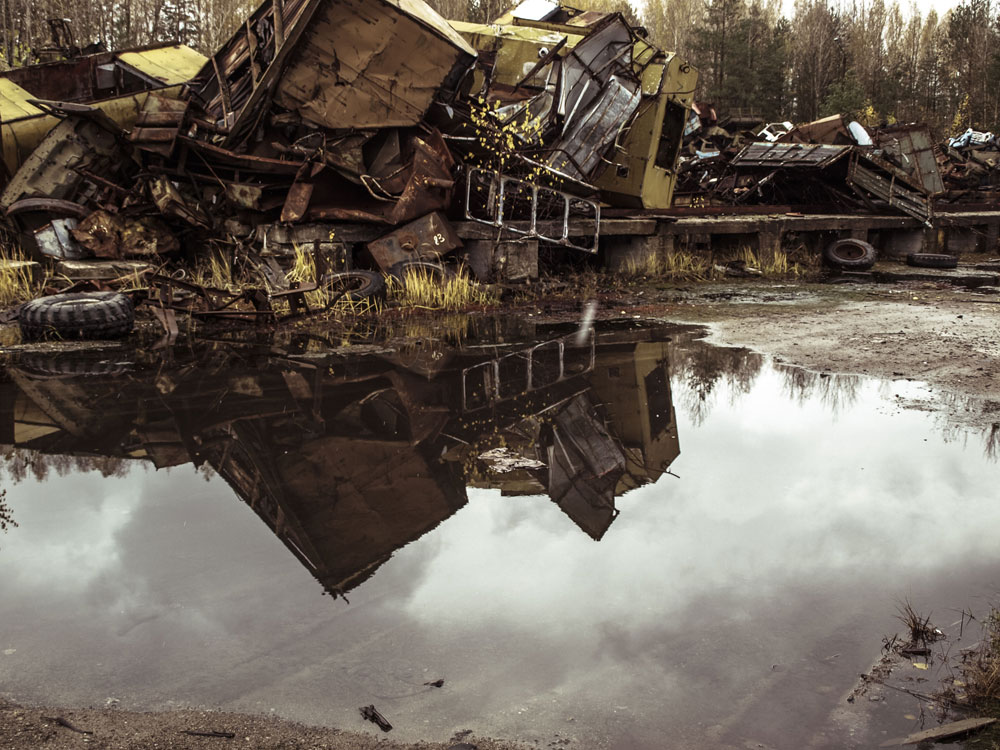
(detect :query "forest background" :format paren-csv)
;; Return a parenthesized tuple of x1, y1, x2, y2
(0, 0, 994, 138)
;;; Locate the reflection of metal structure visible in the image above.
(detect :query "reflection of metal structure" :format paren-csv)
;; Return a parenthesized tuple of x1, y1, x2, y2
(0, 323, 681, 593)
(460, 328, 595, 410)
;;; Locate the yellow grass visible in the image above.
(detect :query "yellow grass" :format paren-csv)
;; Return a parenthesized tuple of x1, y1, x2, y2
(623, 250, 714, 281)
(736, 245, 802, 276)
(389, 264, 496, 311)
(189, 253, 236, 291)
(0, 250, 42, 307)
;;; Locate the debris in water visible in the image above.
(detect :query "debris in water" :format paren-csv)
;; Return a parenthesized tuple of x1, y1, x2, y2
(359, 704, 392, 732)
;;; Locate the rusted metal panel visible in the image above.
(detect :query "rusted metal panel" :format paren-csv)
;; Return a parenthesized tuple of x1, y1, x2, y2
(366, 212, 462, 272)
(35, 219, 85, 259)
(272, 0, 476, 130)
(877, 125, 945, 196)
(187, 0, 315, 142)
(129, 94, 189, 157)
(0, 104, 139, 214)
(847, 154, 932, 225)
(547, 74, 641, 180)
(779, 114, 856, 145)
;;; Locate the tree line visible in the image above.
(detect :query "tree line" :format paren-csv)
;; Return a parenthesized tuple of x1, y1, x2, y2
(434, 0, 998, 138)
(0, 0, 994, 137)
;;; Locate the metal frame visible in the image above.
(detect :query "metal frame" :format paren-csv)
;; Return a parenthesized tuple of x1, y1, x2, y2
(464, 167, 600, 253)
(460, 329, 595, 411)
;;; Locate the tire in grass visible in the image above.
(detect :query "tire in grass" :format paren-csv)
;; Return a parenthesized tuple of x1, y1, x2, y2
(906, 253, 958, 269)
(18, 292, 134, 341)
(822, 238, 877, 270)
(321, 270, 386, 303)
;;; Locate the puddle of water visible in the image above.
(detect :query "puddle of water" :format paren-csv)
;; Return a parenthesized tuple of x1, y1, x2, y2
(0, 320, 998, 748)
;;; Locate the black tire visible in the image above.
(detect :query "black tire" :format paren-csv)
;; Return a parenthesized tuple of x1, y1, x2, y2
(823, 238, 877, 270)
(387, 259, 456, 287)
(320, 270, 386, 303)
(18, 292, 134, 341)
(907, 253, 958, 269)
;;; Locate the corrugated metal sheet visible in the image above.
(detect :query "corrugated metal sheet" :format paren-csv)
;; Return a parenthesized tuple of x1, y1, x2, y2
(118, 45, 208, 86)
(732, 142, 852, 169)
(847, 156, 932, 224)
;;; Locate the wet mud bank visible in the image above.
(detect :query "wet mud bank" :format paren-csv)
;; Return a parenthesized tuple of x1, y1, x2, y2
(638, 278, 1000, 433)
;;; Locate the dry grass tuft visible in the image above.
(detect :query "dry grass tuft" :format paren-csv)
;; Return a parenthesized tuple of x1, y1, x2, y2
(0, 250, 42, 307)
(962, 609, 1000, 708)
(189, 253, 237, 291)
(896, 599, 941, 645)
(390, 265, 496, 311)
(622, 251, 714, 281)
(735, 245, 802, 276)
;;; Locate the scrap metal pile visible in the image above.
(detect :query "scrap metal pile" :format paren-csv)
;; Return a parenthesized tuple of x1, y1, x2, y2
(0, 0, 697, 298)
(935, 128, 1000, 198)
(675, 113, 950, 223)
(676, 109, 1000, 219)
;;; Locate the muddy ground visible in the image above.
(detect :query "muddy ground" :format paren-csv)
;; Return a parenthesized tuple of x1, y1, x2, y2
(2, 271, 998, 749)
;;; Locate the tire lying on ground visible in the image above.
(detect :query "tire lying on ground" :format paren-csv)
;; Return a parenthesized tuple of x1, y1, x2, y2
(822, 238, 877, 270)
(320, 270, 386, 303)
(18, 292, 135, 341)
(907, 252, 958, 269)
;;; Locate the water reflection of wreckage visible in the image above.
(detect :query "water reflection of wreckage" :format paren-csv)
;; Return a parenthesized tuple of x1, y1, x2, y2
(0, 0, 697, 290)
(1, 326, 680, 596)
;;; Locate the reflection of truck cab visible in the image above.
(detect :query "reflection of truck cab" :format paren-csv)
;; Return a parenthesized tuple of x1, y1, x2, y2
(448, 2, 697, 209)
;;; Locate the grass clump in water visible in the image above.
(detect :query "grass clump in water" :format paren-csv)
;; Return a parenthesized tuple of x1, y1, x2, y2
(961, 609, 1000, 709)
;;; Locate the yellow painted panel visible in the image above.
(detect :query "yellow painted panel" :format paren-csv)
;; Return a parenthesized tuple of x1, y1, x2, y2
(1, 85, 183, 174)
(118, 45, 207, 85)
(0, 79, 44, 122)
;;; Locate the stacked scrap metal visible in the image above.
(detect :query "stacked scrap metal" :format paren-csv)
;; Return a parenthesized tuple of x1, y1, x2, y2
(0, 0, 698, 284)
(937, 128, 1000, 195)
(674, 113, 937, 224)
